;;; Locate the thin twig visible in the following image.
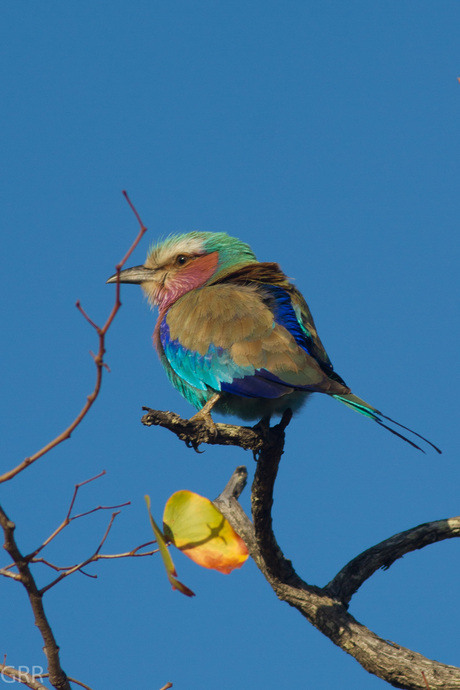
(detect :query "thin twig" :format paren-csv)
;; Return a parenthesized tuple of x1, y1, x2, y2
(91, 545, 159, 560)
(3, 470, 156, 588)
(40, 512, 120, 594)
(37, 674, 96, 690)
(0, 567, 22, 581)
(67, 471, 107, 519)
(0, 191, 147, 484)
(0, 663, 50, 690)
(0, 199, 148, 690)
(24, 471, 130, 563)
(32, 542, 158, 574)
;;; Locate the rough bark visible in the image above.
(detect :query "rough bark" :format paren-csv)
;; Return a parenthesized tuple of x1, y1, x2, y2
(142, 407, 460, 690)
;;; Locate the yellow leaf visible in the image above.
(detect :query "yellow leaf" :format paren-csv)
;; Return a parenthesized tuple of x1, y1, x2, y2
(163, 490, 248, 574)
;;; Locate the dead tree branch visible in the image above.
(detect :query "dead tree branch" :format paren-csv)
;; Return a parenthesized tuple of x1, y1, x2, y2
(324, 516, 460, 606)
(144, 407, 460, 690)
(141, 407, 264, 453)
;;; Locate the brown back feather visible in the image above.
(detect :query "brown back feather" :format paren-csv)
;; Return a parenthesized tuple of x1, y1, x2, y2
(213, 262, 291, 286)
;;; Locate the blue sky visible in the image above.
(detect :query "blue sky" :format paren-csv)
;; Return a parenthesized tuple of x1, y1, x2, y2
(1, 3, 459, 689)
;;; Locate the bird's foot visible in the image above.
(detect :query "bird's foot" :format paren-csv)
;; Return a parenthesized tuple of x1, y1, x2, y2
(184, 395, 221, 450)
(190, 408, 216, 429)
(188, 409, 218, 444)
(190, 394, 220, 432)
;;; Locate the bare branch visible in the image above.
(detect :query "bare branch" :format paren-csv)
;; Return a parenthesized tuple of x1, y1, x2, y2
(1, 482, 157, 688)
(148, 408, 460, 690)
(0, 567, 22, 581)
(0, 192, 148, 484)
(141, 407, 264, 452)
(0, 201, 148, 689)
(32, 542, 158, 574)
(3, 468, 156, 588)
(324, 516, 460, 605)
(0, 663, 49, 690)
(89, 543, 159, 560)
(36, 674, 97, 690)
(24, 471, 130, 565)
(36, 512, 158, 594)
(0, 504, 71, 690)
(40, 511, 121, 594)
(67, 471, 107, 519)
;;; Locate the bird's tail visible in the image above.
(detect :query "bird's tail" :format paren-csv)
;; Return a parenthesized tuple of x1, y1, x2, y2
(333, 393, 442, 454)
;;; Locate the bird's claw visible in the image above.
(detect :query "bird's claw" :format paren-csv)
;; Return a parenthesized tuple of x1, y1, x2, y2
(185, 438, 205, 453)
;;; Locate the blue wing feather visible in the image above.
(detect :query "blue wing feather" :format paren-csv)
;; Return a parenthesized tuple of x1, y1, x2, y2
(264, 285, 313, 354)
(262, 285, 347, 386)
(221, 373, 294, 398)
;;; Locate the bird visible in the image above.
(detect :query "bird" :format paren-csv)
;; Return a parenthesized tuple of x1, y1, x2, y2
(107, 231, 441, 453)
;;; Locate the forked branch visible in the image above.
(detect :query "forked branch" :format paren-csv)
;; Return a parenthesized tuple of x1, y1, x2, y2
(144, 407, 460, 690)
(1, 194, 149, 690)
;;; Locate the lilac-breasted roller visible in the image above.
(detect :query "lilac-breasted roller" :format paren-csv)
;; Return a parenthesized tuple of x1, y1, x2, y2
(107, 231, 440, 453)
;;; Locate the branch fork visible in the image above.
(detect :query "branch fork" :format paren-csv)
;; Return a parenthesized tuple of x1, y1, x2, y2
(144, 406, 460, 690)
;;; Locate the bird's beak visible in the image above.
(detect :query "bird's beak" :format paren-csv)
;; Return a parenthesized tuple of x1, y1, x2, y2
(106, 265, 157, 284)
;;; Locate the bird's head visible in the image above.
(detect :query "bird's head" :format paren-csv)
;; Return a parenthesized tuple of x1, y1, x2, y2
(107, 231, 258, 311)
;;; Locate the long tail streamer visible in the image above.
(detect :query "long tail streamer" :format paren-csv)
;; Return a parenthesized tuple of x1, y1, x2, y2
(333, 394, 442, 454)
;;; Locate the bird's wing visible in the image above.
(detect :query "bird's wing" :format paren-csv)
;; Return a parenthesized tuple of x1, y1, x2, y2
(217, 261, 347, 386)
(271, 283, 349, 386)
(158, 284, 348, 398)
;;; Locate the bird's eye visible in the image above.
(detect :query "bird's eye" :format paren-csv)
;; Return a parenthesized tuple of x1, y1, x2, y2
(176, 255, 188, 266)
